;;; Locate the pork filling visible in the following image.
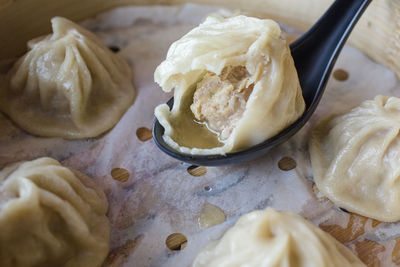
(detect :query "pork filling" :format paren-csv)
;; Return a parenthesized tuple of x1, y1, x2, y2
(190, 66, 254, 140)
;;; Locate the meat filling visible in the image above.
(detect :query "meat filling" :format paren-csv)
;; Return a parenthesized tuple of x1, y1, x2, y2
(190, 66, 254, 140)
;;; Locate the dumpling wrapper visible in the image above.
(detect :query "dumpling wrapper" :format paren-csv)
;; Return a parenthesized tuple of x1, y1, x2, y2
(192, 208, 365, 267)
(310, 95, 400, 222)
(154, 15, 305, 155)
(0, 157, 110, 267)
(0, 17, 135, 139)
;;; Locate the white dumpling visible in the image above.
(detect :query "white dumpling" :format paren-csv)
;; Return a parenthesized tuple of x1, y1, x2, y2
(193, 208, 365, 267)
(154, 15, 305, 155)
(0, 17, 135, 139)
(0, 157, 110, 267)
(310, 95, 400, 222)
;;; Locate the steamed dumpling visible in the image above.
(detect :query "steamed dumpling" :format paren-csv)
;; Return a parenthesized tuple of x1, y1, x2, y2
(0, 157, 110, 267)
(309, 95, 400, 222)
(154, 15, 305, 155)
(193, 208, 365, 267)
(0, 17, 135, 139)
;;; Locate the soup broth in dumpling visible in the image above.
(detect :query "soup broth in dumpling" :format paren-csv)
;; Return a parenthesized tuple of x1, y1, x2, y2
(154, 14, 305, 155)
(0, 17, 135, 139)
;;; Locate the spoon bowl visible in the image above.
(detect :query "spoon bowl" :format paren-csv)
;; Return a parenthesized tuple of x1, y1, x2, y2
(153, 0, 372, 166)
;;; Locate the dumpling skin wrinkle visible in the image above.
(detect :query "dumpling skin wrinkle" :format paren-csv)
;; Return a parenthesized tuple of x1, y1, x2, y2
(0, 17, 135, 139)
(0, 157, 110, 267)
(154, 14, 305, 155)
(192, 208, 366, 267)
(309, 95, 400, 222)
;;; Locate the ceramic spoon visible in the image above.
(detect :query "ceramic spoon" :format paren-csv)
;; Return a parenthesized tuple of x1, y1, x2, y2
(153, 0, 372, 166)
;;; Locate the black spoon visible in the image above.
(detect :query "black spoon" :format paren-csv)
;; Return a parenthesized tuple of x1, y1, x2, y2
(153, 0, 372, 166)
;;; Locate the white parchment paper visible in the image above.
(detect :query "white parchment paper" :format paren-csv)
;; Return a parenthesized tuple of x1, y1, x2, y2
(1, 4, 400, 267)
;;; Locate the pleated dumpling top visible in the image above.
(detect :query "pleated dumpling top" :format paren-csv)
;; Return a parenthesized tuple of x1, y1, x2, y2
(0, 17, 135, 139)
(193, 208, 365, 267)
(0, 157, 110, 267)
(310, 95, 400, 222)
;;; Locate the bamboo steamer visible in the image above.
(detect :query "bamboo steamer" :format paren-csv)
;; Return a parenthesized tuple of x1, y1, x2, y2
(0, 1, 399, 266)
(0, 0, 399, 80)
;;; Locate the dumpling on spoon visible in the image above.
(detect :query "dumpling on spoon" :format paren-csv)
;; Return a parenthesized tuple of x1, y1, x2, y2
(0, 17, 135, 139)
(310, 95, 400, 222)
(154, 14, 305, 155)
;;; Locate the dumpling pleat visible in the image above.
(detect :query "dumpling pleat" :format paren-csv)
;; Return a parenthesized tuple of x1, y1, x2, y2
(0, 157, 110, 267)
(310, 95, 400, 221)
(0, 17, 135, 138)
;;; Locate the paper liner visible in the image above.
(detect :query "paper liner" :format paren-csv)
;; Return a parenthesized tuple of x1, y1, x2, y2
(1, 4, 400, 267)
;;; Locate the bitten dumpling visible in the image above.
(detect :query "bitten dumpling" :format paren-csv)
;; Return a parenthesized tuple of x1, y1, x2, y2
(310, 95, 400, 222)
(154, 15, 305, 155)
(193, 208, 365, 267)
(0, 157, 110, 267)
(0, 17, 135, 139)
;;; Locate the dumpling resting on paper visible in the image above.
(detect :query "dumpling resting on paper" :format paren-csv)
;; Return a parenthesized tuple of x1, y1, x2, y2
(310, 95, 400, 222)
(0, 157, 110, 267)
(193, 208, 365, 267)
(154, 14, 305, 155)
(0, 17, 135, 139)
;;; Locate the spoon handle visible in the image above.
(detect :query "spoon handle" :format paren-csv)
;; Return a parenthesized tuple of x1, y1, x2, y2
(290, 0, 372, 106)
